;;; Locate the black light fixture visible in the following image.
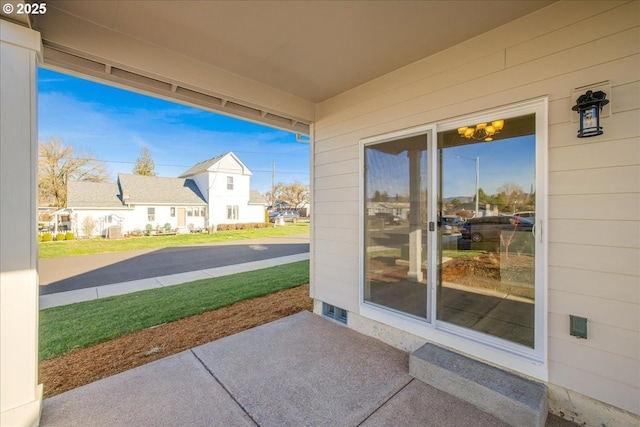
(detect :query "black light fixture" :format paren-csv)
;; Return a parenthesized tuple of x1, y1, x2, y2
(572, 90, 609, 138)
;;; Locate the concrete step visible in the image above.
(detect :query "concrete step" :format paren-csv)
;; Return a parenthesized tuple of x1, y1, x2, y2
(410, 343, 547, 427)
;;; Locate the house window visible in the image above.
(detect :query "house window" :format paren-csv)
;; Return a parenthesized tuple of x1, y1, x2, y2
(199, 207, 206, 217)
(187, 207, 193, 217)
(227, 205, 239, 220)
(147, 207, 155, 221)
(227, 176, 234, 190)
(170, 207, 176, 217)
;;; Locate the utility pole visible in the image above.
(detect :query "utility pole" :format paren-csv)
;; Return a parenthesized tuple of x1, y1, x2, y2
(455, 155, 480, 217)
(271, 161, 276, 208)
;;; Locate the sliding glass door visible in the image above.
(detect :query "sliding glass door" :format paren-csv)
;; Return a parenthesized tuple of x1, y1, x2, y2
(362, 101, 545, 358)
(363, 130, 431, 320)
(436, 113, 537, 348)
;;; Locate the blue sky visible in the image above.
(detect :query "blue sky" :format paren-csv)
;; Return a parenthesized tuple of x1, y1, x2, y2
(366, 134, 536, 200)
(442, 135, 536, 198)
(37, 68, 309, 195)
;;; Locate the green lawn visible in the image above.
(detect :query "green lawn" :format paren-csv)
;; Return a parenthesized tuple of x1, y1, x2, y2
(38, 222, 309, 259)
(39, 260, 309, 361)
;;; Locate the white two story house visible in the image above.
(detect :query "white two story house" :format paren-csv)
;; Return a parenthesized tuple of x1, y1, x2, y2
(64, 152, 266, 236)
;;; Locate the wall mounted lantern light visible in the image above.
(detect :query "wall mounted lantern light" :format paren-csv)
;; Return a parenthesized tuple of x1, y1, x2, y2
(572, 90, 609, 138)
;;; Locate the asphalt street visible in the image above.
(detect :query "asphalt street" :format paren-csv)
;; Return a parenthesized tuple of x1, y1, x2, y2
(39, 234, 309, 295)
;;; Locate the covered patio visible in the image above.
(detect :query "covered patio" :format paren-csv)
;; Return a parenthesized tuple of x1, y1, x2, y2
(39, 312, 573, 427)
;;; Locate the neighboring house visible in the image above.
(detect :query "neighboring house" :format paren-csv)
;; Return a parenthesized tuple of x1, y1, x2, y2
(64, 152, 265, 236)
(64, 181, 132, 237)
(450, 202, 499, 218)
(366, 202, 410, 221)
(179, 152, 266, 226)
(118, 173, 207, 234)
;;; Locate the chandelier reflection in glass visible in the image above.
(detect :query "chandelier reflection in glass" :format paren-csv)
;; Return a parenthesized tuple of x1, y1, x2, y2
(457, 119, 504, 142)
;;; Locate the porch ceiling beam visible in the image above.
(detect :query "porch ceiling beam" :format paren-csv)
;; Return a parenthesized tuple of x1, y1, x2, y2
(42, 45, 311, 136)
(33, 7, 314, 135)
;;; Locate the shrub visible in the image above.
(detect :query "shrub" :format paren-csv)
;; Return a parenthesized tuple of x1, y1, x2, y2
(217, 223, 238, 231)
(55, 233, 66, 241)
(81, 216, 97, 238)
(164, 223, 172, 231)
(65, 232, 74, 240)
(213, 222, 267, 231)
(38, 234, 43, 242)
(42, 233, 53, 242)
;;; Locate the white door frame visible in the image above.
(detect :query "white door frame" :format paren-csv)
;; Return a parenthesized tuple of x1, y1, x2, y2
(359, 98, 549, 380)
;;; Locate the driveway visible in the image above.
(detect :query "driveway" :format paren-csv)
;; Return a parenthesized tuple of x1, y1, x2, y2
(39, 234, 309, 295)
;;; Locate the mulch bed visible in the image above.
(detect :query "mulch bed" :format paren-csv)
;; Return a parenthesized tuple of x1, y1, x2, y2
(40, 284, 313, 398)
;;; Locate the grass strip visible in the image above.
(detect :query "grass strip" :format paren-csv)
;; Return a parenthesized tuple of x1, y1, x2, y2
(38, 223, 309, 259)
(39, 260, 309, 361)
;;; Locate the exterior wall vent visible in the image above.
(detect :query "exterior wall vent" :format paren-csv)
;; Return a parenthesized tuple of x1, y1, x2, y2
(322, 303, 347, 324)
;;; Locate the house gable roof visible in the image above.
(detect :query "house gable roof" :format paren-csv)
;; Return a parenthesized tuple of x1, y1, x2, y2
(179, 151, 252, 178)
(248, 190, 267, 205)
(67, 181, 124, 208)
(118, 174, 206, 205)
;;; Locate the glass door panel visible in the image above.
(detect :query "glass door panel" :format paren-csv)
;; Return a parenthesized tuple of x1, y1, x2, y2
(363, 132, 429, 320)
(436, 113, 537, 348)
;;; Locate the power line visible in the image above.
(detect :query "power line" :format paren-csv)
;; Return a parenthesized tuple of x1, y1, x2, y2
(38, 156, 308, 174)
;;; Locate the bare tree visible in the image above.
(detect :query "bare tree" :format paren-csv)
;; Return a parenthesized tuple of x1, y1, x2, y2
(132, 147, 157, 176)
(496, 182, 524, 212)
(38, 138, 109, 207)
(81, 216, 97, 238)
(272, 182, 310, 209)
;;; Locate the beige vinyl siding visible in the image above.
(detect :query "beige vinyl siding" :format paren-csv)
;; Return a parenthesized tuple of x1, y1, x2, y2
(312, 0, 639, 414)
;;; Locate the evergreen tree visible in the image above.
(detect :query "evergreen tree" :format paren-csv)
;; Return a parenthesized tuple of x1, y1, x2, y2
(133, 147, 157, 176)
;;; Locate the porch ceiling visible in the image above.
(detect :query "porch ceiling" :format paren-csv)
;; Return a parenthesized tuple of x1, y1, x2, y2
(17, 1, 554, 133)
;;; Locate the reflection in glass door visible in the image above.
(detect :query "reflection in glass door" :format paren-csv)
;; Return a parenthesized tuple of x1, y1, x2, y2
(436, 113, 537, 348)
(363, 132, 430, 320)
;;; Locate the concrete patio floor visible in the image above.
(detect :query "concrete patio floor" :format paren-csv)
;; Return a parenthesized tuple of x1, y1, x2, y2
(40, 311, 575, 427)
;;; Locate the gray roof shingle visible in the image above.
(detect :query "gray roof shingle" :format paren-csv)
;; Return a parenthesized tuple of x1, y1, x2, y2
(118, 174, 206, 205)
(179, 151, 252, 178)
(67, 181, 124, 208)
(178, 153, 227, 178)
(249, 190, 267, 205)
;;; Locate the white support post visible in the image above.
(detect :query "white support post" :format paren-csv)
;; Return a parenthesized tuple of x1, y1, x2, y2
(0, 20, 43, 427)
(407, 150, 423, 282)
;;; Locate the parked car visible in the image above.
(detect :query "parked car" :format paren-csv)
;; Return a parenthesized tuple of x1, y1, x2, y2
(374, 212, 403, 225)
(269, 210, 300, 223)
(439, 215, 462, 234)
(514, 211, 536, 221)
(460, 215, 534, 243)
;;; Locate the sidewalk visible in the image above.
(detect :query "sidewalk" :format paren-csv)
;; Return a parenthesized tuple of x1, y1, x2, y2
(40, 253, 309, 309)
